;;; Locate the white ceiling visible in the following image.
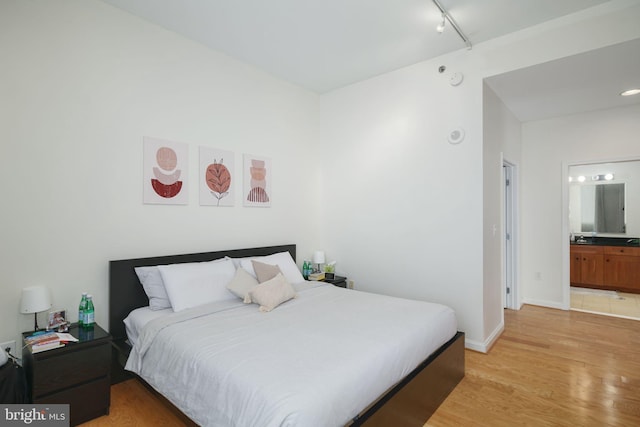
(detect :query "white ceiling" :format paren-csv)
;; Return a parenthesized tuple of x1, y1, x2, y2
(99, 0, 639, 121)
(485, 38, 640, 122)
(100, 0, 610, 93)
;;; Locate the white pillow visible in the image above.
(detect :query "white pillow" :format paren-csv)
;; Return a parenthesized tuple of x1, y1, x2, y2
(228, 256, 252, 269)
(248, 273, 297, 312)
(240, 251, 304, 284)
(134, 257, 233, 310)
(226, 267, 259, 303)
(134, 266, 171, 310)
(158, 258, 236, 312)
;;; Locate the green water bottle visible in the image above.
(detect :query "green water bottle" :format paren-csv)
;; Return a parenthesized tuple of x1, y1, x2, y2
(302, 260, 309, 280)
(78, 292, 87, 327)
(84, 294, 95, 329)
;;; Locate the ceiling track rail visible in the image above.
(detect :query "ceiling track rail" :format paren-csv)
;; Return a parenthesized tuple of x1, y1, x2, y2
(431, 0, 473, 50)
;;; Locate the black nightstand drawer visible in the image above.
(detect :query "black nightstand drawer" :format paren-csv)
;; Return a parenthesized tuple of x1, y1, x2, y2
(33, 342, 110, 397)
(23, 324, 112, 426)
(37, 376, 110, 426)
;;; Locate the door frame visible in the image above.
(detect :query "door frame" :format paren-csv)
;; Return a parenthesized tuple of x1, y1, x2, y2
(562, 156, 640, 311)
(503, 159, 519, 310)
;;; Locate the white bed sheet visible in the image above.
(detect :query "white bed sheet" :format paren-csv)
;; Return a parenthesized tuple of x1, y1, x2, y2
(125, 282, 457, 427)
(124, 306, 171, 347)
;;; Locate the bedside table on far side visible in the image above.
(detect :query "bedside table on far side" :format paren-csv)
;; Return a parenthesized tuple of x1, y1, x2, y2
(22, 323, 112, 426)
(323, 275, 348, 288)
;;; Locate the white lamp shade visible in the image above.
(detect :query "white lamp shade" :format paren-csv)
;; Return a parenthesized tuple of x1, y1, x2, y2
(312, 251, 326, 264)
(20, 286, 52, 314)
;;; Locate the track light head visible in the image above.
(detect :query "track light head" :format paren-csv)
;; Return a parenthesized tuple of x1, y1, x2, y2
(436, 14, 446, 33)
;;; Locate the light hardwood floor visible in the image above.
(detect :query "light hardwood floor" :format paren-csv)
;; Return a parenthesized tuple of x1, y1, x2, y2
(427, 305, 640, 426)
(81, 378, 190, 426)
(82, 305, 640, 426)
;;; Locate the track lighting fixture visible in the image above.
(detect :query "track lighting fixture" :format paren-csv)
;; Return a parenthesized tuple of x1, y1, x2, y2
(436, 14, 445, 33)
(620, 88, 640, 96)
(431, 0, 472, 49)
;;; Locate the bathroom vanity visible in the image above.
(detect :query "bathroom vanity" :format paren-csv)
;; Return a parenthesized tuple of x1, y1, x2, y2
(571, 238, 640, 294)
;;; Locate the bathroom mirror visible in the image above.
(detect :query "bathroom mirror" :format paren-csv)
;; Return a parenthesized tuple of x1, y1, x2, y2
(578, 183, 625, 233)
(568, 159, 640, 235)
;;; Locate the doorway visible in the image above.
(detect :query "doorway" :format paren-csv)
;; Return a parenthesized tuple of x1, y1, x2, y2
(503, 160, 518, 309)
(565, 158, 640, 320)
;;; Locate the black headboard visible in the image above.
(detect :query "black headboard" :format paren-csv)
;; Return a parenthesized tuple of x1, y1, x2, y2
(109, 244, 296, 343)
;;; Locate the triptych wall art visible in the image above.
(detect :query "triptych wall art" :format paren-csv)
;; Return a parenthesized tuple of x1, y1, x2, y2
(142, 136, 271, 208)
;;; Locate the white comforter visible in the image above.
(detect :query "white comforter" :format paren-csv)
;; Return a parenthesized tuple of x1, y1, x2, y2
(125, 282, 457, 427)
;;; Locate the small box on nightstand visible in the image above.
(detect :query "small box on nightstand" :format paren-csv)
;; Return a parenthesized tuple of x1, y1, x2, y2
(323, 275, 347, 288)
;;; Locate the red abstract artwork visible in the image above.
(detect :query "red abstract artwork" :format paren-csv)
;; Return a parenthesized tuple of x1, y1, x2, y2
(151, 146, 183, 198)
(206, 160, 231, 205)
(143, 137, 188, 205)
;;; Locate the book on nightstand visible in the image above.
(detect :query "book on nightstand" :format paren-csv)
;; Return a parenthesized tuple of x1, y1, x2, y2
(24, 331, 58, 345)
(24, 331, 78, 353)
(31, 341, 65, 353)
(309, 272, 325, 281)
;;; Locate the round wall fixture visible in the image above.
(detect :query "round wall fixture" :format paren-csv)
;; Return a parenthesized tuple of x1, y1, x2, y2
(449, 72, 464, 86)
(448, 127, 465, 144)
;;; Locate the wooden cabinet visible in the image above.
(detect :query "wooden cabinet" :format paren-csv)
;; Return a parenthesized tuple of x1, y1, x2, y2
(603, 246, 640, 292)
(571, 245, 640, 293)
(22, 324, 111, 426)
(570, 245, 604, 286)
(570, 250, 582, 285)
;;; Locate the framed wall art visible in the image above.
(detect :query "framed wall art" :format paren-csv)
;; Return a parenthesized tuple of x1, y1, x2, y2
(143, 136, 188, 205)
(243, 154, 271, 207)
(199, 146, 235, 206)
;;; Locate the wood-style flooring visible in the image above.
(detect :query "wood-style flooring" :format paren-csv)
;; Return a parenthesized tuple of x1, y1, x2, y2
(81, 305, 640, 426)
(427, 305, 640, 426)
(80, 378, 190, 426)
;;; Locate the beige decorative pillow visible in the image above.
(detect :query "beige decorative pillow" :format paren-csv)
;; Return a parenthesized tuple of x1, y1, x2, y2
(251, 260, 283, 283)
(249, 273, 297, 312)
(226, 267, 259, 303)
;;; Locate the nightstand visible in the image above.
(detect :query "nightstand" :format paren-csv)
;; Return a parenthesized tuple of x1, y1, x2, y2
(22, 323, 112, 426)
(323, 275, 347, 288)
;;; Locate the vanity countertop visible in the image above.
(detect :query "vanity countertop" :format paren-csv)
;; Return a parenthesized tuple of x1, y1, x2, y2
(571, 236, 640, 247)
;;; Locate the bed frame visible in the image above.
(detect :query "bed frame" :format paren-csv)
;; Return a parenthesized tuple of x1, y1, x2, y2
(109, 244, 464, 426)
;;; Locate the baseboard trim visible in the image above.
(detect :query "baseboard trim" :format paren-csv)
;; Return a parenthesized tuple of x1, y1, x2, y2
(522, 298, 566, 310)
(464, 322, 504, 354)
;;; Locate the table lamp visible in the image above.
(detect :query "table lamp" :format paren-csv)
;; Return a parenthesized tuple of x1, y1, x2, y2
(20, 286, 52, 331)
(313, 251, 326, 273)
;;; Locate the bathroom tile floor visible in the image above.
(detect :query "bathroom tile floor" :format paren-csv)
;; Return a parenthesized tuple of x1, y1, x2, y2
(571, 286, 640, 320)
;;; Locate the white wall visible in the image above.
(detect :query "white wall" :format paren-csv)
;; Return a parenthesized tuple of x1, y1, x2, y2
(318, 1, 640, 350)
(2, 0, 640, 353)
(482, 85, 522, 342)
(521, 104, 640, 309)
(0, 0, 320, 346)
(318, 50, 485, 347)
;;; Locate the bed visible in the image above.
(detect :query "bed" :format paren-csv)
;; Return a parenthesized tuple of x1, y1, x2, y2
(109, 244, 464, 426)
